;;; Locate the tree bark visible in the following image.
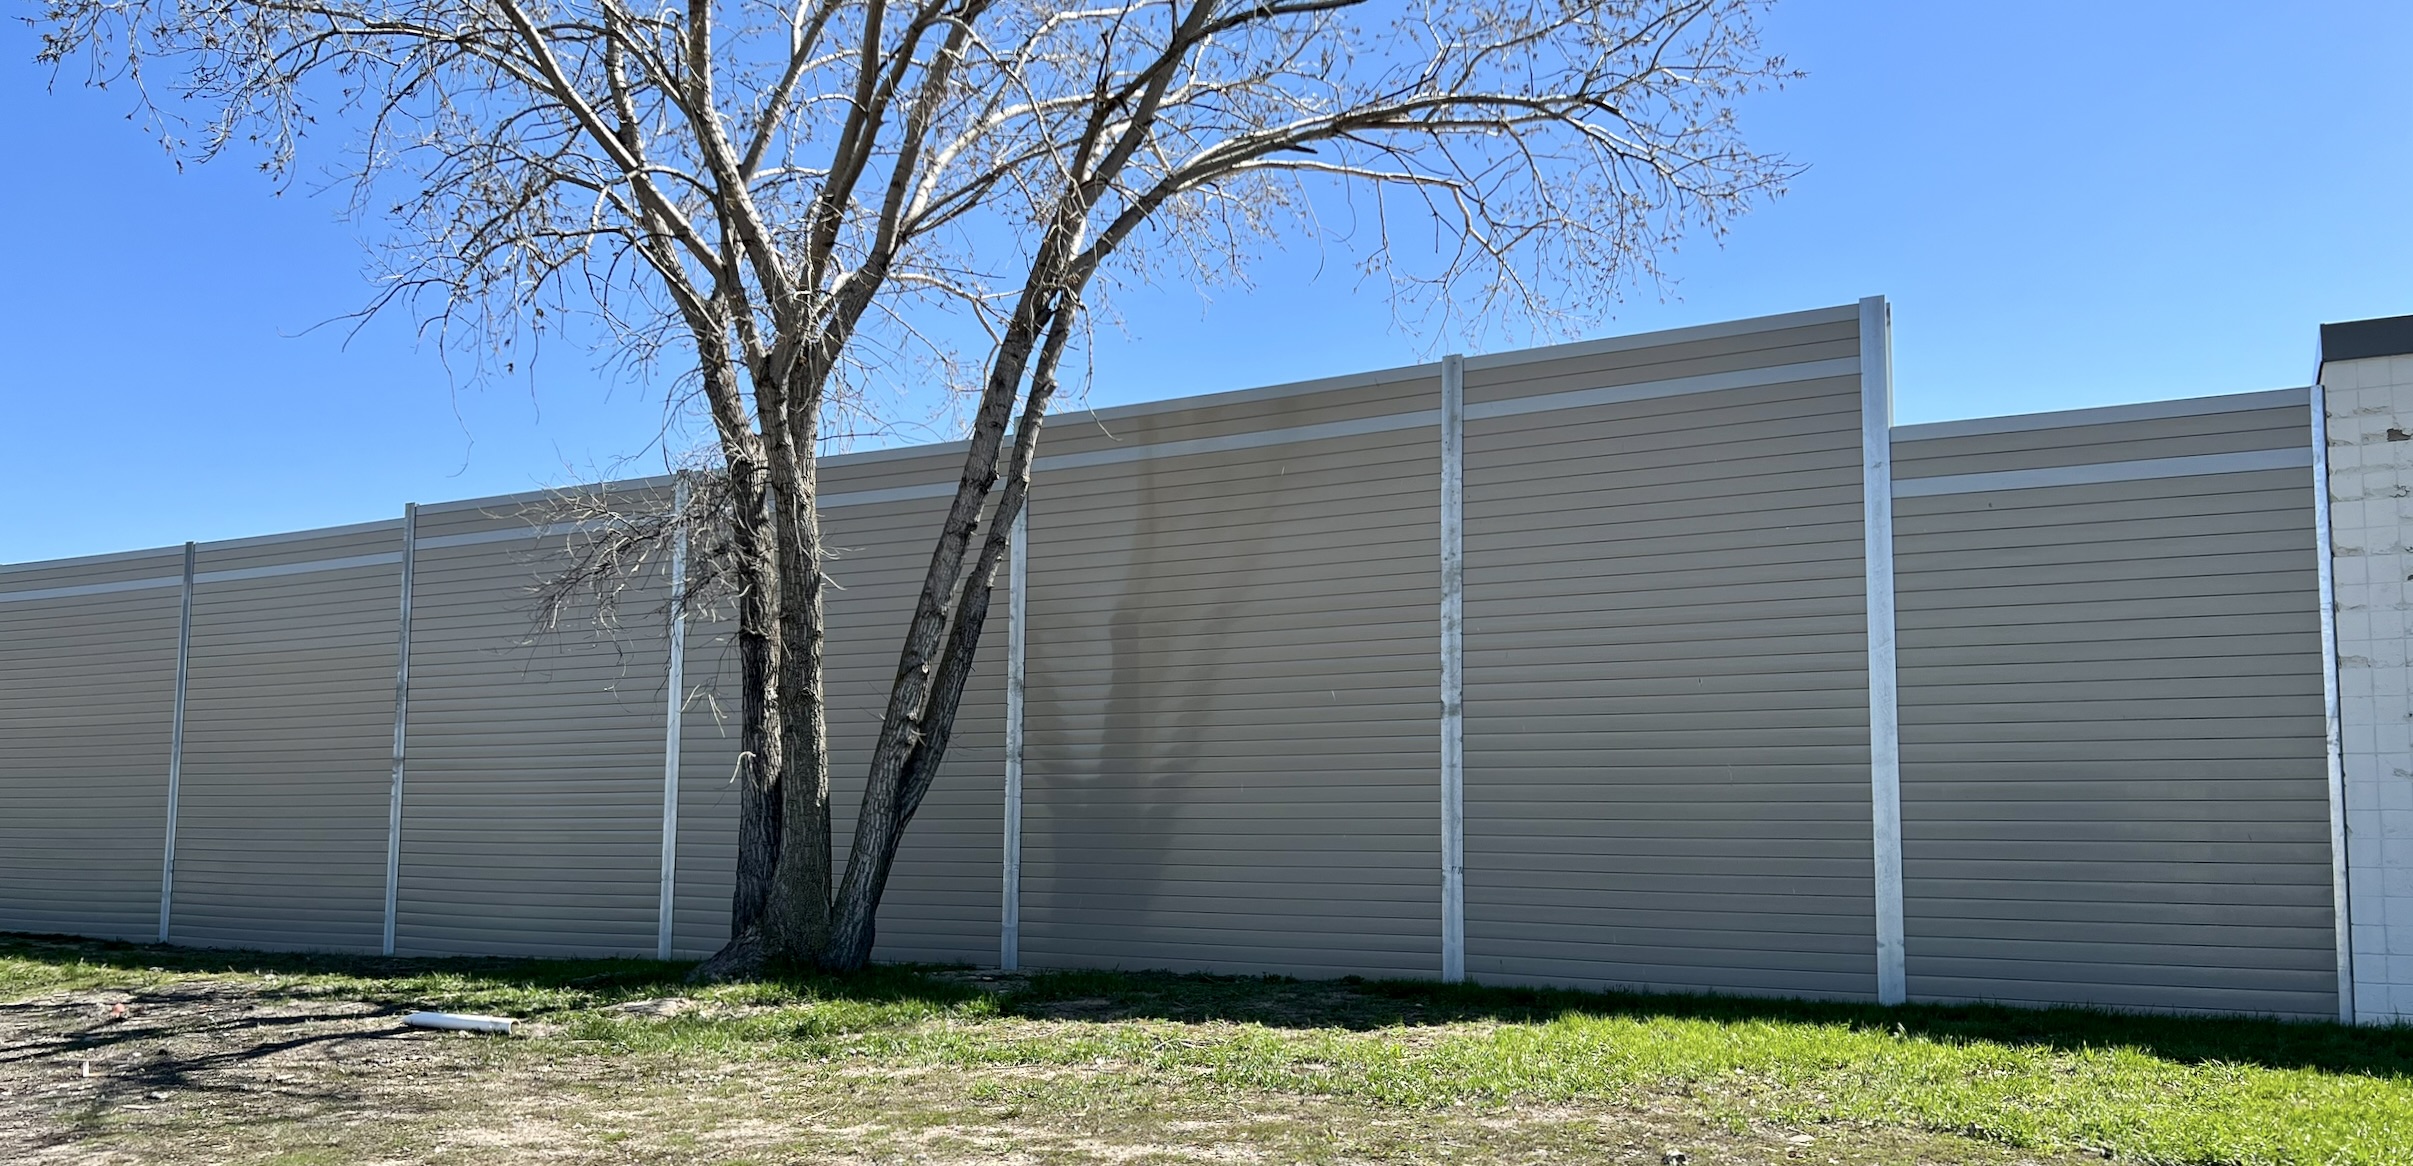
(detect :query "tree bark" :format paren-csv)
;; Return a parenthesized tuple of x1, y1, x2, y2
(820, 294, 1076, 969)
(687, 337, 787, 982)
(759, 383, 835, 966)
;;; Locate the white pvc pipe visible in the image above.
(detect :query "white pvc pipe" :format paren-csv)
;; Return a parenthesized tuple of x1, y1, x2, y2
(403, 1011, 514, 1035)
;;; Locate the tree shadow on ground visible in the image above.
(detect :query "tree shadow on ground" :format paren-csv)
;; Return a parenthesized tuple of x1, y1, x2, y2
(13, 930, 2411, 1083)
(0, 931, 982, 1016)
(996, 966, 2413, 1080)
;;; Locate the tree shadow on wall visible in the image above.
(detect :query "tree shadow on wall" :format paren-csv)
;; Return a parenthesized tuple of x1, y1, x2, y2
(1019, 454, 1281, 970)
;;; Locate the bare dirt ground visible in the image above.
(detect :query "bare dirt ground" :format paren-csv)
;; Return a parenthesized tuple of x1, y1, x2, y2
(0, 981, 2087, 1165)
(0, 981, 474, 1162)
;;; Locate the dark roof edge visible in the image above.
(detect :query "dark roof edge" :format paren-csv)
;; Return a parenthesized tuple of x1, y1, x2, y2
(2321, 315, 2413, 363)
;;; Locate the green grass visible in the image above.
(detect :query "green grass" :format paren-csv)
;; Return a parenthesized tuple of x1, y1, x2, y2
(8, 932, 2410, 1165)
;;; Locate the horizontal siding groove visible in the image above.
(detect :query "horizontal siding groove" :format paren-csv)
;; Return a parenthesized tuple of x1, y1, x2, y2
(1895, 448, 2312, 497)
(1892, 388, 2308, 443)
(0, 575, 184, 604)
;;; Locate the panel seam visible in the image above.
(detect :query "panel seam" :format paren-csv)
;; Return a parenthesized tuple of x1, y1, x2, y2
(2310, 381, 2355, 1023)
(1894, 448, 2314, 498)
(158, 542, 195, 944)
(383, 504, 416, 957)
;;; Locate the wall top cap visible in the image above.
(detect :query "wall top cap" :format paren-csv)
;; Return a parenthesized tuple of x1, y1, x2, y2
(2322, 314, 2413, 363)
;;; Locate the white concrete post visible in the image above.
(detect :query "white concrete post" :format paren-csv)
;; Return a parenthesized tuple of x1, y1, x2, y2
(1003, 507, 1028, 971)
(658, 477, 690, 961)
(1439, 354, 1468, 983)
(1860, 296, 1907, 1006)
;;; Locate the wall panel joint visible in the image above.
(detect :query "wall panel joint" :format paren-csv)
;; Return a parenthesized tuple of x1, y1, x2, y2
(659, 477, 690, 961)
(2311, 380, 2355, 1023)
(157, 541, 195, 944)
(382, 504, 416, 956)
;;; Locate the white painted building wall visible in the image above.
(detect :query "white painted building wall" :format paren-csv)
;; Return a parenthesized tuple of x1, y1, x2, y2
(2324, 348, 2413, 1023)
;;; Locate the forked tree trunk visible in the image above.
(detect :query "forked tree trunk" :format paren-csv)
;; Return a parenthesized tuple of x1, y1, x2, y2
(820, 563, 1006, 967)
(819, 298, 1073, 970)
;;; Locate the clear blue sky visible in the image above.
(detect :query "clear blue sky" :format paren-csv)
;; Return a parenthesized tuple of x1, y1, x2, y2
(2, 1, 2406, 563)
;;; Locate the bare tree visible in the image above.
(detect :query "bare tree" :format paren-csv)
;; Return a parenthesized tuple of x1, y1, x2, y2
(38, 0, 1795, 973)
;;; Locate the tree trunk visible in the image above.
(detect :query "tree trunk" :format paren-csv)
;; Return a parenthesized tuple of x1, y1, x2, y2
(685, 324, 788, 981)
(759, 402, 835, 966)
(820, 574, 1002, 968)
(820, 298, 1074, 970)
(730, 491, 784, 905)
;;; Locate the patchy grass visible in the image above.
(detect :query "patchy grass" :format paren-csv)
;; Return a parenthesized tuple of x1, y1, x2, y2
(3, 933, 2408, 1165)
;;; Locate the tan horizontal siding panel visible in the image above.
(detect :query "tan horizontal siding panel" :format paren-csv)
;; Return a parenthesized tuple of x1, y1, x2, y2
(1023, 737, 1436, 765)
(0, 548, 185, 593)
(1468, 957, 1876, 1002)
(1036, 433, 1439, 501)
(1025, 394, 1439, 978)
(1469, 409, 1859, 482)
(1463, 320, 1858, 407)
(168, 565, 398, 953)
(1905, 839, 2332, 866)
(393, 539, 671, 958)
(1905, 944, 2335, 990)
(1899, 767, 2325, 795)
(1900, 482, 2333, 1044)
(1907, 917, 2338, 955)
(1468, 449, 1861, 509)
(1470, 531, 1866, 582)
(1896, 470, 2314, 525)
(1469, 408, 1859, 483)
(1909, 977, 2333, 1018)
(1026, 588, 1437, 632)
(1903, 655, 2323, 687)
(1899, 588, 2318, 628)
(1464, 357, 1871, 1001)
(1906, 894, 2331, 929)
(1469, 502, 1863, 556)
(1041, 373, 1440, 459)
(1467, 622, 1864, 659)
(1029, 556, 1439, 607)
(1897, 498, 2314, 552)
(194, 526, 404, 575)
(0, 580, 183, 943)
(820, 452, 968, 498)
(1905, 815, 2328, 842)
(1895, 503, 2309, 558)
(1028, 654, 1442, 692)
(1908, 880, 2331, 913)
(1902, 552, 2314, 598)
(1892, 407, 2310, 479)
(1894, 468, 2307, 521)
(1017, 939, 1437, 980)
(1469, 582, 1864, 623)
(1898, 528, 2314, 578)
(1032, 525, 1439, 579)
